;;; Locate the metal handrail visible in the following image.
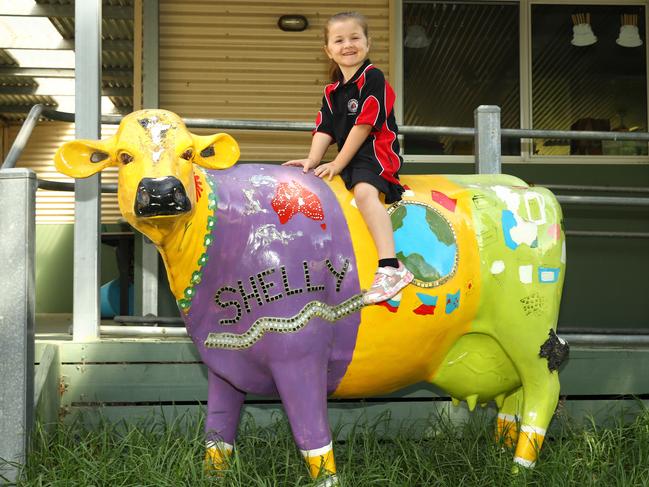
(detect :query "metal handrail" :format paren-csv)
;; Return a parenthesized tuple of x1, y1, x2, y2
(41, 106, 649, 141)
(2, 104, 45, 169)
(4, 105, 649, 198)
(540, 184, 649, 193)
(557, 195, 649, 206)
(565, 230, 649, 239)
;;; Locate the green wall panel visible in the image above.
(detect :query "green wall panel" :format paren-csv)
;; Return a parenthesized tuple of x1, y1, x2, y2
(36, 224, 127, 314)
(35, 225, 74, 313)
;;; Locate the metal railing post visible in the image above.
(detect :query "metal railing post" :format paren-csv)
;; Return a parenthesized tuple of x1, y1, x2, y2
(474, 105, 501, 174)
(136, 0, 160, 318)
(0, 169, 36, 483)
(72, 0, 102, 341)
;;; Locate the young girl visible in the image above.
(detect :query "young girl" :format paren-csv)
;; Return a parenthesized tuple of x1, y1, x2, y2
(284, 11, 413, 304)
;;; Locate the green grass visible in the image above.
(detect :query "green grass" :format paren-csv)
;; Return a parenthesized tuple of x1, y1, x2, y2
(8, 407, 649, 486)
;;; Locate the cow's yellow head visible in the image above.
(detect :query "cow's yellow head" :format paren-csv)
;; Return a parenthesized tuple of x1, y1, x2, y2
(55, 109, 239, 242)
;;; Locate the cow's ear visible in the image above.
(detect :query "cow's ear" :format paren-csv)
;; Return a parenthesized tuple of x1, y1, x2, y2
(192, 133, 240, 170)
(55, 138, 117, 178)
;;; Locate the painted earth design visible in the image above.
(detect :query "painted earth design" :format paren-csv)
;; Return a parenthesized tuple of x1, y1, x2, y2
(389, 202, 458, 287)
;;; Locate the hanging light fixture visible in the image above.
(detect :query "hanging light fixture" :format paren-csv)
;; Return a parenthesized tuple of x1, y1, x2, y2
(404, 24, 431, 49)
(616, 14, 643, 47)
(570, 13, 597, 46)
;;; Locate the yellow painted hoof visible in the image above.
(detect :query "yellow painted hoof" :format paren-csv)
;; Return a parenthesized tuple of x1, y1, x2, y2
(204, 441, 233, 475)
(496, 414, 518, 448)
(513, 426, 545, 468)
(301, 442, 337, 479)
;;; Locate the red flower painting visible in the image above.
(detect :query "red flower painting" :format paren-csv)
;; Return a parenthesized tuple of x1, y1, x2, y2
(194, 174, 203, 201)
(271, 180, 325, 224)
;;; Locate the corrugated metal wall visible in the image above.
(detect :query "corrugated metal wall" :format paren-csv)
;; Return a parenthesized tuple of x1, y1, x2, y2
(159, 0, 391, 161)
(6, 122, 120, 224)
(4, 1, 391, 223)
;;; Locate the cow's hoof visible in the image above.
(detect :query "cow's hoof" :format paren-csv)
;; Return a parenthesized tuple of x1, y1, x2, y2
(204, 446, 232, 476)
(511, 459, 535, 476)
(204, 462, 228, 478)
(314, 474, 339, 487)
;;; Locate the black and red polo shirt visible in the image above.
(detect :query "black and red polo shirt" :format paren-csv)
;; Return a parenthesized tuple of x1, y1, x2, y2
(314, 59, 404, 202)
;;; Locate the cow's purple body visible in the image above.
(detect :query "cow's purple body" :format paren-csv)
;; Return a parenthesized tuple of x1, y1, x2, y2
(184, 164, 361, 448)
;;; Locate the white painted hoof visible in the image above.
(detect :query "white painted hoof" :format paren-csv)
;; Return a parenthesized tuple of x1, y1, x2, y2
(315, 474, 339, 487)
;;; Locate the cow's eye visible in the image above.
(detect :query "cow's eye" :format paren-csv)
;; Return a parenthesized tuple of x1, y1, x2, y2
(119, 152, 134, 165)
(180, 148, 194, 161)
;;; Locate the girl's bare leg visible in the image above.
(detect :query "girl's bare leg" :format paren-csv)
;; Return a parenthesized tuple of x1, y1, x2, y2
(353, 182, 395, 259)
(353, 182, 414, 304)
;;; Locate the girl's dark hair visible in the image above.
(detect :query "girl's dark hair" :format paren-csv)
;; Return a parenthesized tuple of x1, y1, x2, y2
(324, 12, 369, 82)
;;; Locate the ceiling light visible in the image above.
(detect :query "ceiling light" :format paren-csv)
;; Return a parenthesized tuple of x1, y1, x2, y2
(570, 13, 597, 47)
(617, 14, 643, 48)
(404, 24, 431, 49)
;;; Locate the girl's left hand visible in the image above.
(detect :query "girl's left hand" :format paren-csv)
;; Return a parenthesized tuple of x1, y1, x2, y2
(314, 162, 342, 181)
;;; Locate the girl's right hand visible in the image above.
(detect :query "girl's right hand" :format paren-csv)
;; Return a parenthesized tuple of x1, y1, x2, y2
(282, 158, 319, 173)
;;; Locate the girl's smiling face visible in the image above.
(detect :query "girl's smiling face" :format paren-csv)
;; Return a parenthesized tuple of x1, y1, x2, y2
(324, 19, 370, 76)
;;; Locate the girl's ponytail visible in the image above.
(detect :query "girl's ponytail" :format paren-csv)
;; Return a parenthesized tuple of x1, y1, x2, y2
(328, 61, 342, 83)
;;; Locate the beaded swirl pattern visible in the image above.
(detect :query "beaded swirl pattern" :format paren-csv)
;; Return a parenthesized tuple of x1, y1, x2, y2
(204, 294, 365, 350)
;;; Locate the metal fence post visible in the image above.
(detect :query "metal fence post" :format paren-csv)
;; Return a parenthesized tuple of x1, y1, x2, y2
(474, 105, 502, 174)
(72, 0, 102, 341)
(136, 0, 160, 317)
(0, 169, 36, 483)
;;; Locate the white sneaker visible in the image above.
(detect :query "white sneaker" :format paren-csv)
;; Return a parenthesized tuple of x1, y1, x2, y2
(363, 262, 414, 305)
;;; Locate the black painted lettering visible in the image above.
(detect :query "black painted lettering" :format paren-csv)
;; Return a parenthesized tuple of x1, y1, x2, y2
(325, 258, 350, 292)
(238, 276, 264, 313)
(280, 265, 304, 296)
(303, 261, 325, 293)
(257, 267, 283, 303)
(214, 286, 242, 325)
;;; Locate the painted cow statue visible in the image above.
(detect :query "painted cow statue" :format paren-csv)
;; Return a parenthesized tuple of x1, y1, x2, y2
(56, 109, 568, 485)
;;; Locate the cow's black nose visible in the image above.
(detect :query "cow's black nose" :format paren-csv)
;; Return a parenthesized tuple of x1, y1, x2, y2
(134, 176, 191, 217)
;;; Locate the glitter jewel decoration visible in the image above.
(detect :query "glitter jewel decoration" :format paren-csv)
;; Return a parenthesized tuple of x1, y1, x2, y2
(204, 295, 365, 350)
(271, 180, 324, 225)
(178, 173, 216, 312)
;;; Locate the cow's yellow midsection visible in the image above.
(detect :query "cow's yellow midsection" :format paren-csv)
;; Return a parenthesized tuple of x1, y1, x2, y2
(324, 175, 482, 397)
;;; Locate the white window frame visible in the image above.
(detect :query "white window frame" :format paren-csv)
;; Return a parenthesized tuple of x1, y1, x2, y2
(396, 0, 649, 165)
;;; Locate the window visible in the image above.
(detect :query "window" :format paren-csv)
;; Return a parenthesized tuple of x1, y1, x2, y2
(401, 1, 648, 160)
(402, 2, 520, 156)
(531, 4, 647, 156)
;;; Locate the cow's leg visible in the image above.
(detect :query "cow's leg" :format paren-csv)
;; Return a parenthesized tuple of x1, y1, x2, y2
(271, 357, 337, 485)
(204, 369, 246, 472)
(511, 365, 560, 468)
(496, 387, 522, 448)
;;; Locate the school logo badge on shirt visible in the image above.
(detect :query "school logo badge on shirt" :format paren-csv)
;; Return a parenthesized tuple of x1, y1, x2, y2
(347, 98, 359, 114)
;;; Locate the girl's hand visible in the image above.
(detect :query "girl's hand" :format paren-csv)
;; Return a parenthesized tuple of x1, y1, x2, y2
(313, 161, 342, 181)
(283, 158, 319, 173)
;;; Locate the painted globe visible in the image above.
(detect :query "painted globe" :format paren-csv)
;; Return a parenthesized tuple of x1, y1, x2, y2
(390, 202, 458, 287)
